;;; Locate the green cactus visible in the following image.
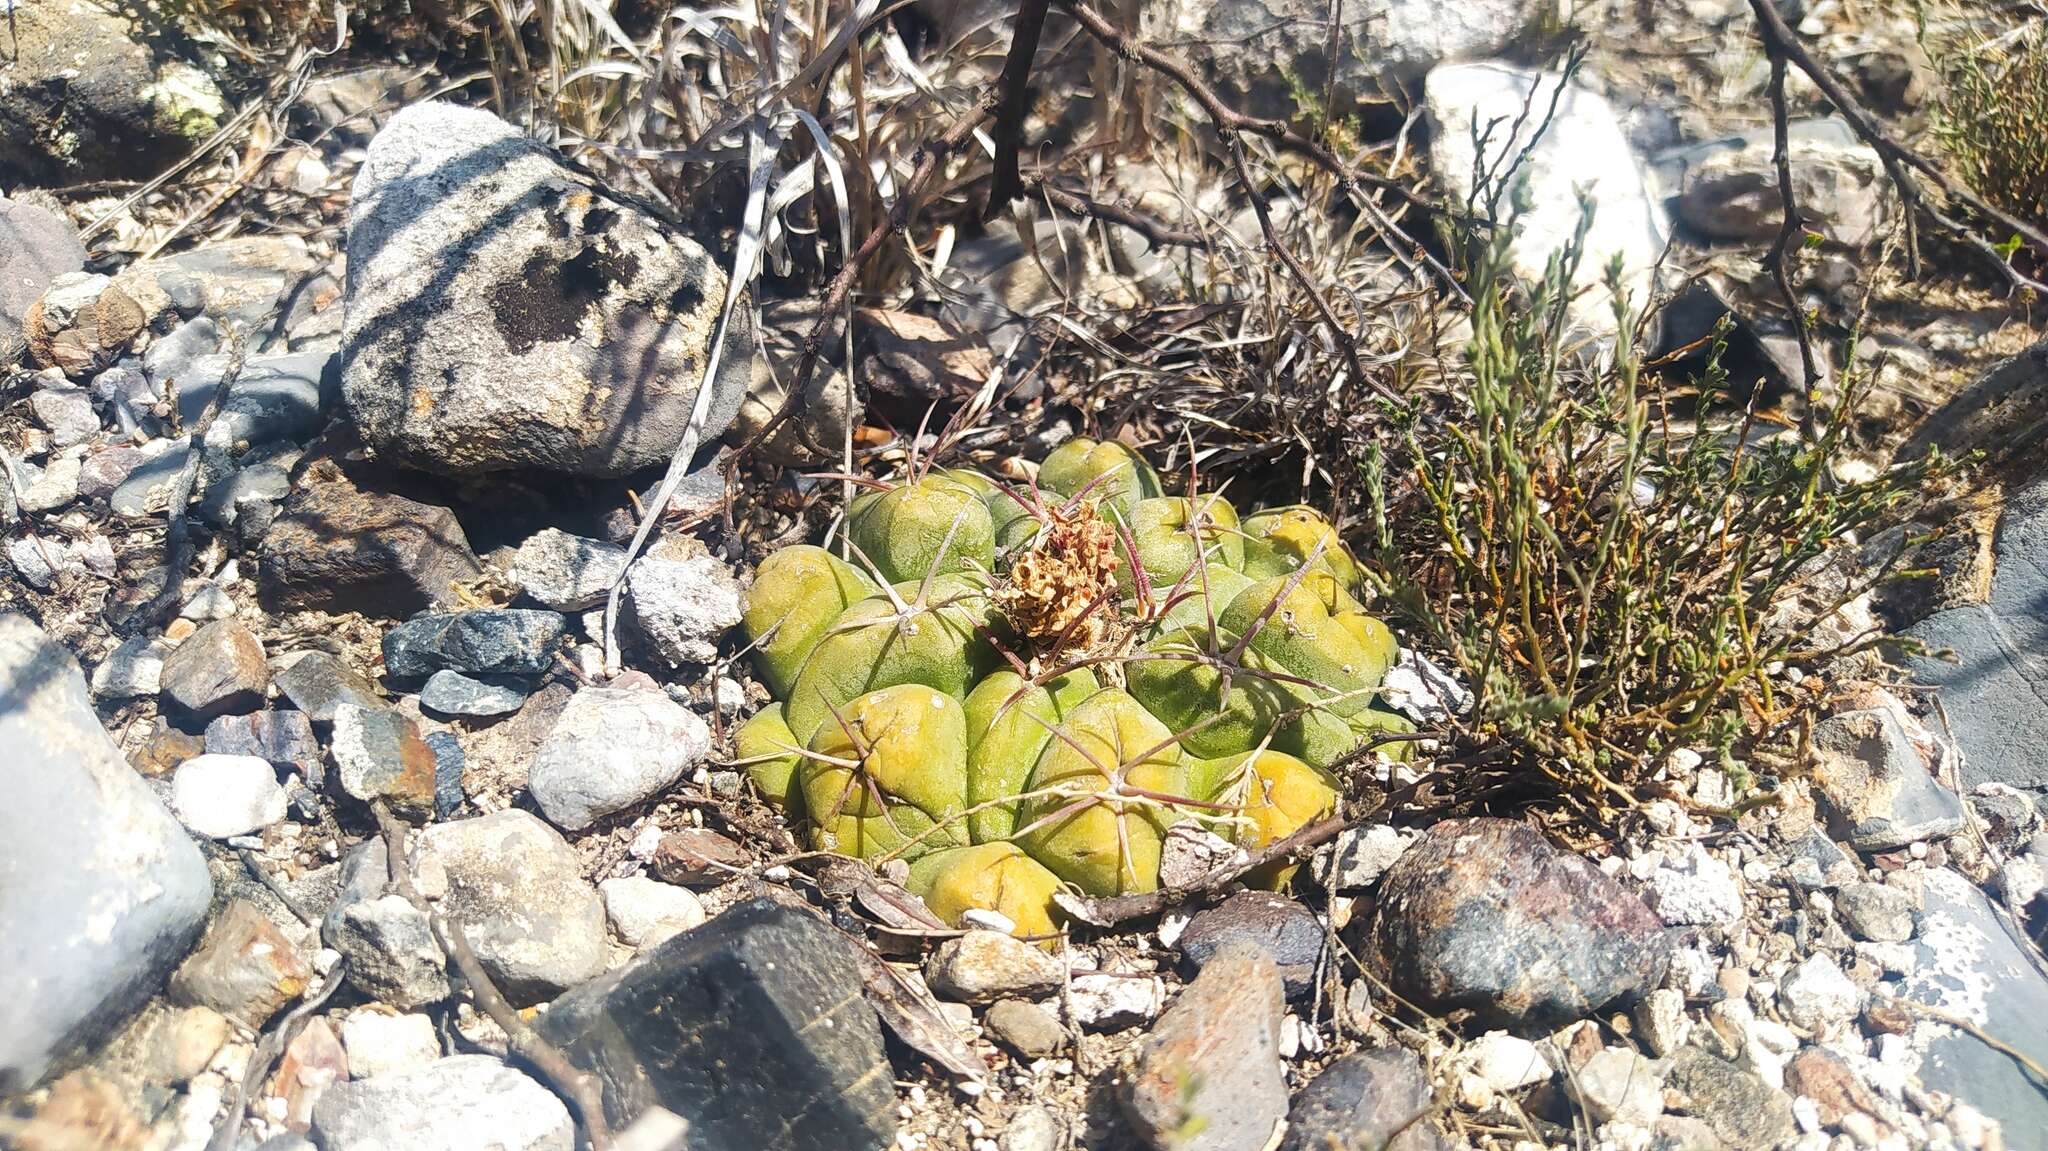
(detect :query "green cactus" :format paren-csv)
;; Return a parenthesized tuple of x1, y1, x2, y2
(733, 444, 1419, 935)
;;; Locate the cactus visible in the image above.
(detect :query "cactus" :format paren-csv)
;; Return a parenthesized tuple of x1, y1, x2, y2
(737, 440, 1414, 935)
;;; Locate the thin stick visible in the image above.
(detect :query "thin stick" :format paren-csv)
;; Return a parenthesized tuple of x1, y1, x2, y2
(1054, 814, 1351, 925)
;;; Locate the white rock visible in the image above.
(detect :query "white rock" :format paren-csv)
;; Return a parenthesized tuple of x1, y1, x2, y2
(1634, 988, 1690, 1057)
(91, 635, 167, 700)
(622, 539, 744, 666)
(1780, 954, 1863, 1032)
(171, 754, 287, 839)
(1644, 844, 1744, 926)
(1379, 648, 1471, 724)
(508, 529, 628, 611)
(598, 876, 706, 949)
(1572, 1047, 1666, 1125)
(1464, 1031, 1553, 1092)
(1068, 971, 1163, 1030)
(309, 1054, 572, 1151)
(407, 810, 607, 1002)
(1425, 62, 1669, 343)
(527, 686, 711, 831)
(1322, 824, 1417, 890)
(338, 1011, 440, 1080)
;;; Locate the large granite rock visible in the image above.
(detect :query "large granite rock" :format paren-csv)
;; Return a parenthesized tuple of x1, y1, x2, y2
(1900, 474, 2048, 791)
(341, 101, 755, 477)
(2, 196, 88, 363)
(1899, 334, 2048, 478)
(0, 1, 225, 186)
(1425, 62, 1669, 345)
(538, 899, 896, 1151)
(0, 614, 213, 1091)
(1369, 817, 1672, 1025)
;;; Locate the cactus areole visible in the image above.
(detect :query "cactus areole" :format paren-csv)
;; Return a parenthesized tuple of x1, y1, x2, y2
(736, 439, 1413, 938)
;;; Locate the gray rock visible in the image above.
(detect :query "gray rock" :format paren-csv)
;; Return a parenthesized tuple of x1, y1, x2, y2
(1000, 1106, 1061, 1151)
(17, 452, 83, 513)
(985, 1000, 1065, 1060)
(1904, 868, 2048, 1150)
(1658, 119, 1887, 246)
(168, 901, 311, 1029)
(408, 810, 607, 1002)
(1425, 62, 1669, 344)
(272, 650, 384, 723)
(261, 455, 485, 617)
(537, 898, 895, 1150)
(0, 615, 213, 1091)
(1571, 1047, 1665, 1125)
(1835, 881, 1917, 942)
(419, 669, 529, 717)
(509, 528, 628, 611)
(109, 437, 194, 518)
(1899, 474, 2048, 791)
(0, 5, 223, 186)
(1809, 707, 1964, 849)
(1123, 941, 1287, 1151)
(91, 635, 169, 701)
(159, 619, 269, 720)
(78, 441, 153, 500)
(1900, 335, 2048, 477)
(325, 885, 453, 1012)
(598, 876, 706, 949)
(1369, 817, 1672, 1025)
(1178, 891, 1323, 999)
(204, 709, 320, 774)
(143, 317, 223, 396)
(199, 462, 292, 538)
(116, 237, 322, 341)
(382, 609, 566, 680)
(1177, 0, 1543, 118)
(1782, 826, 1857, 889)
(924, 930, 1065, 1004)
(183, 351, 333, 446)
(427, 729, 465, 818)
(1971, 784, 2039, 853)
(170, 753, 288, 839)
(342, 101, 756, 477)
(1281, 1047, 1446, 1151)
(331, 703, 439, 816)
(623, 537, 744, 666)
(527, 685, 710, 830)
(29, 387, 99, 447)
(1, 196, 87, 362)
(1664, 1047, 1798, 1150)
(309, 1055, 573, 1151)
(1779, 953, 1863, 1032)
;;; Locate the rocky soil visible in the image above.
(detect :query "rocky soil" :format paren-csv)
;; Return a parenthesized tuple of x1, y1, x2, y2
(4, 2, 2047, 1151)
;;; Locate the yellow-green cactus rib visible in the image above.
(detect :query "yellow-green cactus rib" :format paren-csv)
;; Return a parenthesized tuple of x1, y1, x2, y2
(1036, 437, 1163, 524)
(802, 684, 970, 863)
(940, 468, 1042, 553)
(1188, 750, 1339, 888)
(1219, 574, 1393, 719)
(782, 572, 1005, 742)
(742, 545, 878, 697)
(1125, 626, 1290, 760)
(1275, 703, 1417, 768)
(847, 472, 997, 585)
(735, 703, 805, 815)
(964, 667, 1101, 844)
(1124, 494, 1244, 591)
(1147, 563, 1255, 634)
(1240, 506, 1367, 595)
(1014, 690, 1189, 898)
(908, 841, 1064, 938)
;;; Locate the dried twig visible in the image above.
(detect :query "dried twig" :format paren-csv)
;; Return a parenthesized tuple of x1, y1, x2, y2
(371, 802, 614, 1149)
(987, 0, 1052, 213)
(1054, 814, 1351, 925)
(205, 963, 346, 1151)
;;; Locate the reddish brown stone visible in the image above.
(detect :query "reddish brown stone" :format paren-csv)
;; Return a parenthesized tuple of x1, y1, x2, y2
(651, 827, 751, 887)
(1784, 1048, 1885, 1127)
(259, 454, 482, 618)
(1124, 941, 1287, 1151)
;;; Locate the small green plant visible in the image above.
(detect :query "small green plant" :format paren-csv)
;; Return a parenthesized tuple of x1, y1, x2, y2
(734, 439, 1413, 937)
(1933, 17, 2048, 237)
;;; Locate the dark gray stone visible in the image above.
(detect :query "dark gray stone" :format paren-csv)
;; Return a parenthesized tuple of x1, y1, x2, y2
(1905, 869, 2048, 1151)
(538, 899, 895, 1150)
(426, 729, 466, 818)
(419, 669, 529, 718)
(187, 351, 334, 446)
(1664, 1047, 1798, 1150)
(1835, 882, 1917, 943)
(0, 614, 213, 1091)
(205, 710, 320, 774)
(259, 454, 485, 617)
(1280, 1048, 1447, 1151)
(1368, 818, 1672, 1026)
(109, 438, 195, 518)
(1178, 891, 1323, 999)
(143, 317, 223, 397)
(2, 196, 88, 362)
(272, 650, 384, 723)
(1900, 335, 2048, 477)
(382, 609, 566, 680)
(1901, 475, 2048, 792)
